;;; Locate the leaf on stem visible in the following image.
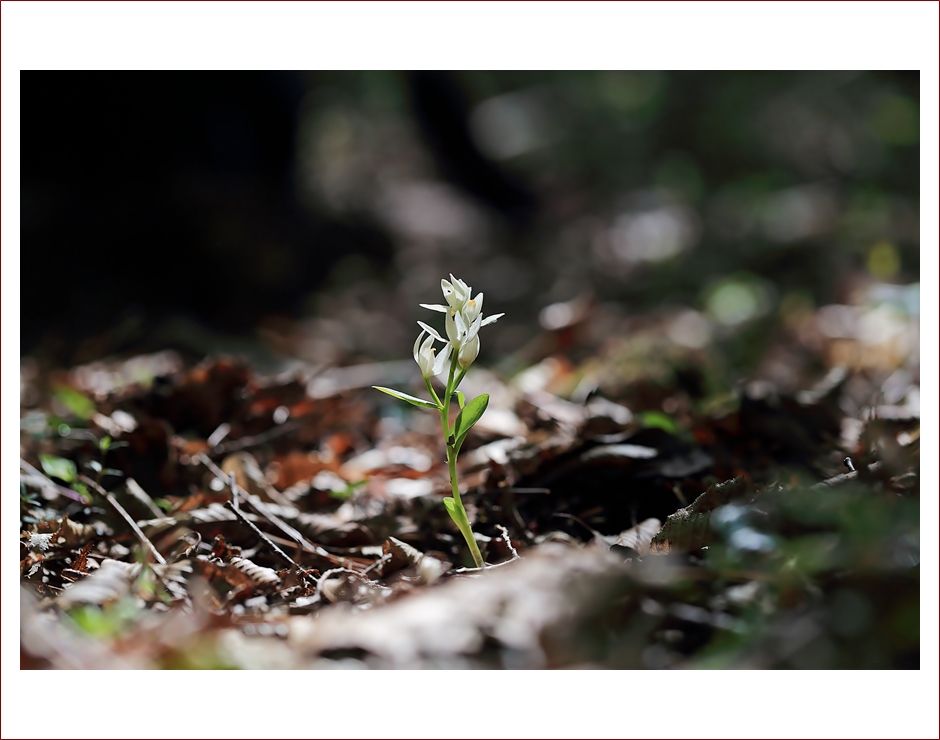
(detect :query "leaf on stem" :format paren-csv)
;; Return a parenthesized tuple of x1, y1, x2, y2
(455, 391, 466, 409)
(442, 497, 457, 518)
(452, 393, 489, 450)
(372, 386, 440, 410)
(39, 454, 77, 484)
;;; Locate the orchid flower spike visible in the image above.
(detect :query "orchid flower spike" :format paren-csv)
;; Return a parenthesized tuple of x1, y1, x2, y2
(419, 275, 504, 368)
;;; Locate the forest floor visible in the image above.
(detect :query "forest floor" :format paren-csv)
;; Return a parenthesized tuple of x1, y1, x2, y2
(19, 282, 920, 670)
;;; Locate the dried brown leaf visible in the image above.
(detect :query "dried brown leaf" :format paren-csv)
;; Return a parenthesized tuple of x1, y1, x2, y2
(55, 559, 139, 609)
(229, 556, 280, 586)
(72, 542, 94, 574)
(614, 518, 662, 556)
(55, 558, 191, 610)
(649, 477, 749, 554)
(53, 516, 99, 548)
(23, 532, 54, 553)
(289, 544, 627, 666)
(139, 502, 238, 533)
(195, 554, 280, 596)
(378, 536, 425, 577)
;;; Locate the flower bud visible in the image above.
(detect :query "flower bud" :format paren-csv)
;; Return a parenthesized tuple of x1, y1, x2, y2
(458, 334, 479, 368)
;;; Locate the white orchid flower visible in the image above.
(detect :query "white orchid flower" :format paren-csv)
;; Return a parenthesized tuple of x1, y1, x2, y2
(445, 274, 471, 308)
(417, 274, 505, 370)
(413, 329, 451, 378)
(420, 273, 471, 313)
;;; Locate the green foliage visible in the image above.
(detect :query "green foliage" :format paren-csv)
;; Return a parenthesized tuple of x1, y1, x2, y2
(452, 393, 489, 451)
(442, 497, 457, 518)
(328, 479, 367, 501)
(39, 454, 77, 483)
(68, 598, 142, 639)
(372, 386, 440, 410)
(52, 387, 96, 420)
(637, 410, 681, 435)
(694, 481, 919, 667)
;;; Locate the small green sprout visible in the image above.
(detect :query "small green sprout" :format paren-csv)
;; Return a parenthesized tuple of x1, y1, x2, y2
(374, 274, 504, 569)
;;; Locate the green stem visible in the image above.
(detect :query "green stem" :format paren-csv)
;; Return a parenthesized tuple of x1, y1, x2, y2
(424, 377, 442, 408)
(446, 444, 484, 568)
(453, 365, 469, 390)
(439, 351, 484, 569)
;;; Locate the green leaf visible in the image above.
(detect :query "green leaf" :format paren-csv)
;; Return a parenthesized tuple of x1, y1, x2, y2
(442, 496, 457, 517)
(99, 435, 112, 452)
(455, 391, 466, 409)
(52, 387, 96, 421)
(329, 479, 367, 500)
(39, 454, 77, 483)
(638, 410, 681, 434)
(452, 393, 489, 450)
(372, 386, 440, 410)
(72, 482, 93, 503)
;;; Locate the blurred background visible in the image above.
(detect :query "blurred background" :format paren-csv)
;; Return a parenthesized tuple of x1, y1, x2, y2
(21, 71, 920, 391)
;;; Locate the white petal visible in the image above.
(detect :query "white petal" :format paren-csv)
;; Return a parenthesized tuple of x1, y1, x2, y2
(432, 342, 452, 375)
(441, 279, 454, 299)
(464, 314, 482, 343)
(413, 330, 425, 362)
(481, 313, 504, 327)
(454, 309, 468, 338)
(458, 335, 479, 368)
(449, 274, 471, 302)
(418, 334, 437, 376)
(463, 293, 482, 323)
(445, 311, 460, 345)
(419, 303, 448, 313)
(417, 321, 446, 343)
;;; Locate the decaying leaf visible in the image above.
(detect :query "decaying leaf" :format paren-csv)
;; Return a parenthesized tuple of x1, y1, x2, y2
(195, 552, 281, 601)
(649, 477, 750, 554)
(23, 532, 54, 553)
(221, 451, 293, 507)
(55, 559, 191, 610)
(229, 556, 280, 587)
(317, 569, 390, 606)
(377, 536, 425, 577)
(62, 542, 97, 583)
(289, 544, 630, 666)
(613, 518, 662, 556)
(52, 516, 100, 548)
(139, 502, 238, 534)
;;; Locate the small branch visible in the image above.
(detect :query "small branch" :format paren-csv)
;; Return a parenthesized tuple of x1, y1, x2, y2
(812, 460, 883, 489)
(362, 552, 393, 576)
(453, 557, 519, 575)
(495, 524, 520, 561)
(197, 453, 344, 566)
(79, 475, 166, 565)
(215, 420, 300, 454)
(217, 468, 303, 573)
(214, 463, 318, 583)
(224, 499, 301, 572)
(20, 459, 87, 503)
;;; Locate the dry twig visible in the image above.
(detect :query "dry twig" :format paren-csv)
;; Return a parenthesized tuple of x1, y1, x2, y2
(79, 475, 166, 565)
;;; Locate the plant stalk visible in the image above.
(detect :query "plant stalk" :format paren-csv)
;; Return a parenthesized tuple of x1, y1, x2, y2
(439, 353, 485, 568)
